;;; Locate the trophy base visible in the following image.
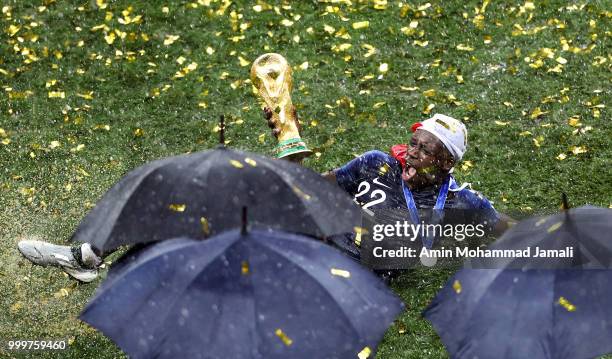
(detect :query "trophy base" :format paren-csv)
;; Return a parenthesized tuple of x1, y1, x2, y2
(276, 138, 312, 159)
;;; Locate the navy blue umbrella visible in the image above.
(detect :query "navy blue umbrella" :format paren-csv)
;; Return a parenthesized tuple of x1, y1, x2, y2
(424, 269, 612, 359)
(81, 229, 404, 359)
(424, 205, 612, 359)
(71, 146, 362, 253)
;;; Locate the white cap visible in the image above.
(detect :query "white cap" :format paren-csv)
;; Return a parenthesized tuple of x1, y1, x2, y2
(416, 114, 467, 162)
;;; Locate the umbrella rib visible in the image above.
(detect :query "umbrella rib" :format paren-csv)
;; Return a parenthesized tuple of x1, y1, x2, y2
(256, 159, 328, 236)
(88, 240, 196, 302)
(71, 157, 171, 246)
(74, 152, 202, 250)
(111, 236, 241, 356)
(251, 238, 365, 340)
(144, 236, 247, 356)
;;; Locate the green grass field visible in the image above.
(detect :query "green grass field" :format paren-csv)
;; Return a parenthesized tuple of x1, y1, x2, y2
(0, 0, 610, 358)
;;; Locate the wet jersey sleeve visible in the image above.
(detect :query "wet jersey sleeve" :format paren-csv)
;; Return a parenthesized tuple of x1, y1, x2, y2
(334, 150, 398, 196)
(459, 189, 501, 230)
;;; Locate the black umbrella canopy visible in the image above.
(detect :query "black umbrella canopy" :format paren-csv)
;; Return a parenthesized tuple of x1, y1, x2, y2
(424, 205, 612, 358)
(71, 147, 362, 253)
(81, 229, 404, 359)
(469, 206, 612, 269)
(424, 268, 612, 359)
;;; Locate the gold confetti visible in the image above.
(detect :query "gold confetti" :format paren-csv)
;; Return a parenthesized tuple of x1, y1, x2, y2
(373, 0, 387, 10)
(200, 217, 210, 235)
(241, 261, 250, 275)
(275, 329, 293, 346)
(397, 321, 407, 334)
(422, 89, 436, 97)
(8, 24, 20, 36)
(134, 128, 144, 137)
(331, 43, 352, 52)
(379, 163, 390, 175)
(352, 21, 369, 29)
(69, 144, 85, 153)
(535, 218, 547, 227)
(461, 161, 473, 171)
(323, 24, 335, 34)
(417, 3, 431, 11)
(556, 153, 567, 161)
(96, 0, 107, 9)
(331, 268, 351, 278)
(292, 186, 311, 201)
(238, 56, 250, 67)
(453, 279, 462, 294)
(558, 297, 576, 312)
(456, 44, 474, 51)
(163, 35, 180, 45)
(373, 102, 386, 109)
(77, 91, 94, 100)
(532, 136, 543, 148)
(570, 146, 587, 155)
(361, 44, 377, 58)
(358, 346, 372, 359)
(169, 204, 186, 212)
(422, 103, 435, 115)
(53, 287, 70, 299)
(244, 158, 257, 167)
(10, 301, 23, 312)
(280, 19, 294, 27)
(568, 116, 581, 127)
(230, 160, 244, 168)
(547, 221, 563, 233)
(48, 91, 65, 99)
(353, 226, 368, 246)
(530, 107, 548, 119)
(104, 32, 116, 44)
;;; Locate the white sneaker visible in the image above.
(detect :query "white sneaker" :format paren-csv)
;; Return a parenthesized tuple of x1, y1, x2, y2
(17, 240, 99, 283)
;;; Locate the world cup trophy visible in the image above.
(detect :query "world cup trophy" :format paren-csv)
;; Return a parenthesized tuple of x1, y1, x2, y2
(251, 53, 312, 159)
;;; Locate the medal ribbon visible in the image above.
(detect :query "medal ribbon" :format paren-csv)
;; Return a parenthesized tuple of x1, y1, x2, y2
(401, 176, 449, 249)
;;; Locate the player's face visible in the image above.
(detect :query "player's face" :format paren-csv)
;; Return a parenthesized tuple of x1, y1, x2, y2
(403, 130, 453, 186)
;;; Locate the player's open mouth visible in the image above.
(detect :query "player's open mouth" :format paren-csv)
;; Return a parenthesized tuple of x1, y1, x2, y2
(402, 166, 418, 182)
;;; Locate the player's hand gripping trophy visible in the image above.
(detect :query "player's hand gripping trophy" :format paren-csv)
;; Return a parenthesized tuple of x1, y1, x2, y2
(251, 53, 312, 160)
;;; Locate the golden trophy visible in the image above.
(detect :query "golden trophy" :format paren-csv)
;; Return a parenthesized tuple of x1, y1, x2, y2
(251, 53, 312, 159)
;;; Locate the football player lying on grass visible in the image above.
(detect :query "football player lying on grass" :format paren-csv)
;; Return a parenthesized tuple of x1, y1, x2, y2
(17, 110, 513, 282)
(265, 108, 515, 267)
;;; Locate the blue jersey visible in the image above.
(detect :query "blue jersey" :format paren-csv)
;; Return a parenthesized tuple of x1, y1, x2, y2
(335, 150, 500, 228)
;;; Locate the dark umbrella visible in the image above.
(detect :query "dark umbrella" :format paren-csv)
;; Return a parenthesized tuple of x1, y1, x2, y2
(423, 205, 612, 359)
(424, 269, 612, 359)
(71, 146, 361, 253)
(81, 229, 404, 359)
(468, 205, 612, 269)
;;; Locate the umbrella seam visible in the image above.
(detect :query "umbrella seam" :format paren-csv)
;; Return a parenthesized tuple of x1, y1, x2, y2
(252, 235, 368, 342)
